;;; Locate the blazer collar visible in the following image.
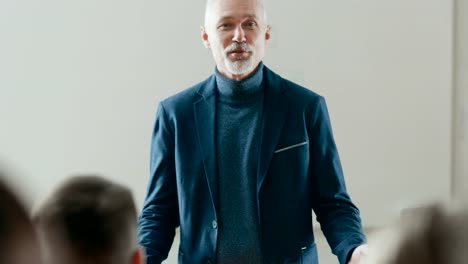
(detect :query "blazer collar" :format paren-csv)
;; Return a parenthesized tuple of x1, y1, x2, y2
(256, 66, 289, 192)
(193, 74, 218, 214)
(196, 74, 216, 99)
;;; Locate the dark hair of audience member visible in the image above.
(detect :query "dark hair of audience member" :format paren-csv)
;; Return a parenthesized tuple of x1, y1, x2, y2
(0, 173, 42, 264)
(33, 175, 140, 264)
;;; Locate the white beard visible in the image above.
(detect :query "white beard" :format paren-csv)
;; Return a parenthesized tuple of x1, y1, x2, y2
(222, 42, 256, 75)
(224, 57, 256, 75)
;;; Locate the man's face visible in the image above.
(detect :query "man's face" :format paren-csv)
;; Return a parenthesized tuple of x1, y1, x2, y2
(202, 0, 271, 80)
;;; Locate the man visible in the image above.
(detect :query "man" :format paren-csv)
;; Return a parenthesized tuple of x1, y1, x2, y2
(0, 173, 42, 264)
(139, 0, 367, 263)
(33, 175, 145, 264)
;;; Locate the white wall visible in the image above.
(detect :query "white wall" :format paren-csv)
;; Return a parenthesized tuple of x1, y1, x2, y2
(453, 0, 468, 202)
(0, 0, 456, 263)
(0, 0, 212, 209)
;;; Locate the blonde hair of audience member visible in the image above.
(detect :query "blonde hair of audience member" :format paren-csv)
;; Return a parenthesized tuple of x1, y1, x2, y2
(365, 203, 468, 264)
(33, 175, 145, 264)
(0, 174, 42, 264)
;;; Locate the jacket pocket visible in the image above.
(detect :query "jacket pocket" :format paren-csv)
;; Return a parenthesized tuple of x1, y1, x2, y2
(274, 141, 308, 154)
(300, 242, 317, 264)
(178, 248, 184, 263)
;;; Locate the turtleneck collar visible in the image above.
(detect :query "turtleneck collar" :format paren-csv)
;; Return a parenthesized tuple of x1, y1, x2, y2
(215, 63, 264, 104)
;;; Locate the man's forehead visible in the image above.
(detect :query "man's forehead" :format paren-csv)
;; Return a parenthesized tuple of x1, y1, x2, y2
(217, 14, 259, 21)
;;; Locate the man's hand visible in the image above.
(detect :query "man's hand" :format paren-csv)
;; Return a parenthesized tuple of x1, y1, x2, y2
(347, 244, 368, 264)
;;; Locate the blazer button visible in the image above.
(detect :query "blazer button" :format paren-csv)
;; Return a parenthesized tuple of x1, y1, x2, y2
(212, 220, 218, 229)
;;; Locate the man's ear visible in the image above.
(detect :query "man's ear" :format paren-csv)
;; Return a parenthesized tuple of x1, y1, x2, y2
(265, 25, 271, 41)
(201, 26, 210, 49)
(131, 246, 146, 264)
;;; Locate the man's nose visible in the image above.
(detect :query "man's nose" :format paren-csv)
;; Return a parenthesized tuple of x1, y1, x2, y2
(232, 26, 246, 43)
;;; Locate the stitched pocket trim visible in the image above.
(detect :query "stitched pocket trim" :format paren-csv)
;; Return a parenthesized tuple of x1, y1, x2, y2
(274, 141, 308, 154)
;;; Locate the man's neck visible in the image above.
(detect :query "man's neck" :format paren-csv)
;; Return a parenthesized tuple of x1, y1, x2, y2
(215, 62, 264, 101)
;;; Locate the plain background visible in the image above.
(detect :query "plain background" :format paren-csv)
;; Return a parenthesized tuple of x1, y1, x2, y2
(1, 0, 465, 263)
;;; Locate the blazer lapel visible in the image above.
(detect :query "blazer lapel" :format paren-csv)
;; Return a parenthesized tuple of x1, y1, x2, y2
(193, 76, 219, 214)
(257, 67, 289, 192)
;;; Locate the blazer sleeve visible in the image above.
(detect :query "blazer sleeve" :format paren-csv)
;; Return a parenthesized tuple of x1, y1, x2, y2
(308, 96, 366, 264)
(138, 102, 180, 264)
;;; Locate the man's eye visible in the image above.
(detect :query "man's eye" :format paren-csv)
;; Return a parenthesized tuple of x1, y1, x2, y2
(245, 21, 257, 27)
(218, 23, 233, 29)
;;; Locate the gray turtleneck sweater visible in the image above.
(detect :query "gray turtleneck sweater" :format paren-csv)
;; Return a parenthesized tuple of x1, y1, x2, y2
(215, 64, 265, 264)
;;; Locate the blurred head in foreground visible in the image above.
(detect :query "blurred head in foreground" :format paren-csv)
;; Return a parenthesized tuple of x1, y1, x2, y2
(0, 172, 42, 264)
(365, 203, 468, 264)
(33, 175, 144, 264)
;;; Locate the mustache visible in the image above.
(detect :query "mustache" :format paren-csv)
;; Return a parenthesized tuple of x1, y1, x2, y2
(225, 42, 253, 53)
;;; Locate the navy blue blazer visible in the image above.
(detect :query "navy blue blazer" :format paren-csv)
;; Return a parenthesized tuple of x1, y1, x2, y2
(139, 66, 366, 264)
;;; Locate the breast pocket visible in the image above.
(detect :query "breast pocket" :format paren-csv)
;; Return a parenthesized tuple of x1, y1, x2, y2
(267, 139, 310, 193)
